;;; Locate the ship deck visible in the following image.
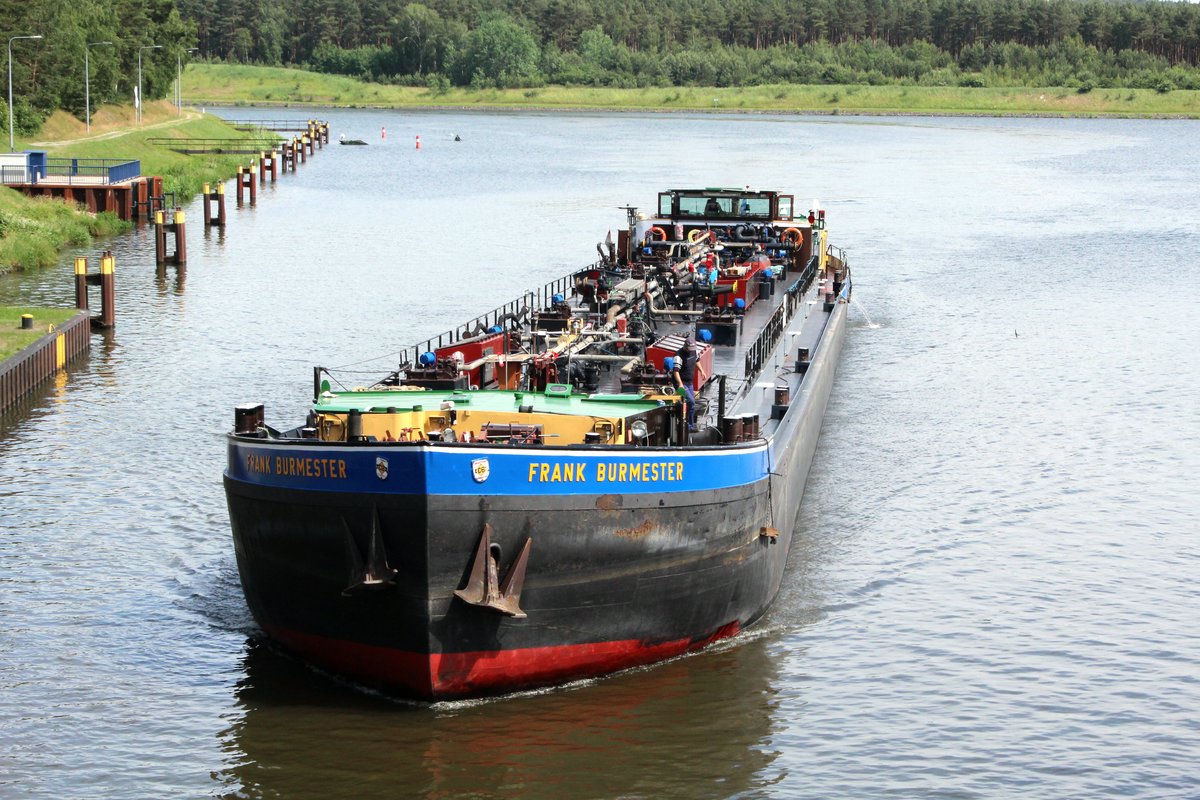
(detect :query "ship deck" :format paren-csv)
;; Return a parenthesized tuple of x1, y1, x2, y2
(625, 266, 835, 438)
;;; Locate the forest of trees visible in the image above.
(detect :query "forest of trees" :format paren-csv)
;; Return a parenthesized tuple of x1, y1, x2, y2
(2, 0, 192, 134)
(4, 0, 1200, 134)
(177, 0, 1200, 90)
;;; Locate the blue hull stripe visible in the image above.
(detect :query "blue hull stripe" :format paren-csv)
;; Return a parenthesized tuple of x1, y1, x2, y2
(226, 441, 773, 496)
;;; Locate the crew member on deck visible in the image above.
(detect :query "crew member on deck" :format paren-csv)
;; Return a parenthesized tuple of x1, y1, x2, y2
(671, 337, 698, 431)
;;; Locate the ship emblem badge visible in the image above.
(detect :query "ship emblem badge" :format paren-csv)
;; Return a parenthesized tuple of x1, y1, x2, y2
(375, 457, 389, 480)
(471, 458, 490, 483)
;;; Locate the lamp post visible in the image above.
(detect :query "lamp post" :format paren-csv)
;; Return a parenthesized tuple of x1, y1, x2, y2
(8, 34, 44, 152)
(85, 41, 113, 134)
(176, 48, 197, 115)
(137, 44, 161, 127)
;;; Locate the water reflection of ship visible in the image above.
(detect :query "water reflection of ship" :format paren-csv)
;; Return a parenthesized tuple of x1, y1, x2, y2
(220, 635, 784, 799)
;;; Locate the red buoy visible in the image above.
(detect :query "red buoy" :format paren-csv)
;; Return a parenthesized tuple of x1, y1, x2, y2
(416, 135, 421, 150)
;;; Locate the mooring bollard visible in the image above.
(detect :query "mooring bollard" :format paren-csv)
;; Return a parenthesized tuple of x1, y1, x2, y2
(298, 136, 307, 164)
(155, 210, 167, 264)
(74, 256, 89, 310)
(235, 166, 257, 205)
(202, 183, 227, 227)
(172, 208, 187, 265)
(154, 209, 186, 265)
(246, 163, 257, 203)
(134, 178, 150, 221)
(97, 251, 115, 329)
(261, 150, 279, 182)
(20, 314, 33, 330)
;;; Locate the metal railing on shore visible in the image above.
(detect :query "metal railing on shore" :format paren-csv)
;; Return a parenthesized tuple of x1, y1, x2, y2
(146, 137, 279, 154)
(2, 158, 140, 186)
(227, 119, 327, 132)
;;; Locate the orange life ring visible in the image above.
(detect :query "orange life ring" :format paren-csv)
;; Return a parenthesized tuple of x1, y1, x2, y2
(648, 226, 667, 241)
(782, 227, 802, 245)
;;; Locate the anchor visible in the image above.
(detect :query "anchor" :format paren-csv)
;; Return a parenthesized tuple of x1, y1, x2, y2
(342, 508, 399, 594)
(454, 523, 531, 618)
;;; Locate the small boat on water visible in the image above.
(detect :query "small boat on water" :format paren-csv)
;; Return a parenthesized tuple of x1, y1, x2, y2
(338, 138, 368, 146)
(224, 187, 852, 700)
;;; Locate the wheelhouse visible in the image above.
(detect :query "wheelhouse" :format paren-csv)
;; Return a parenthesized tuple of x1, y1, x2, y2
(658, 188, 795, 222)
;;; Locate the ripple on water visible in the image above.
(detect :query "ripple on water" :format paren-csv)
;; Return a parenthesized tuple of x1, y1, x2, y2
(2, 113, 1200, 799)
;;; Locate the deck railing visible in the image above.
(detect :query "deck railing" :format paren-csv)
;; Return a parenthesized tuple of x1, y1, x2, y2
(2, 158, 140, 186)
(1, 166, 30, 185)
(399, 264, 602, 367)
(743, 255, 820, 382)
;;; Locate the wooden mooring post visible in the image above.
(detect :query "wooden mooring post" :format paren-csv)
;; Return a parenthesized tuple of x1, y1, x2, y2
(281, 142, 296, 173)
(296, 136, 308, 165)
(154, 209, 187, 266)
(236, 165, 257, 205)
(74, 256, 89, 311)
(126, 176, 167, 221)
(201, 183, 227, 227)
(77, 251, 116, 329)
(259, 150, 278, 183)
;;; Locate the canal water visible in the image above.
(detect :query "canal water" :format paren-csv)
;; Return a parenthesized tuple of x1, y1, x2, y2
(2, 110, 1198, 799)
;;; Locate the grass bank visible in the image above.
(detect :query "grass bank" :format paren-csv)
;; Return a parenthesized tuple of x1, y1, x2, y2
(188, 63, 1200, 118)
(0, 306, 78, 361)
(25, 101, 272, 198)
(0, 189, 128, 273)
(2, 102, 273, 274)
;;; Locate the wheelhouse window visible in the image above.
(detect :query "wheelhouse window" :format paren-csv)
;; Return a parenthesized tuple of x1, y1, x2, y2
(659, 193, 672, 216)
(776, 195, 794, 220)
(677, 195, 731, 217)
(737, 197, 771, 218)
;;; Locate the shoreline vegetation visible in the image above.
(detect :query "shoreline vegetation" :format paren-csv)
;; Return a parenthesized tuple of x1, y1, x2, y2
(2, 60, 1197, 276)
(189, 64, 1200, 118)
(1, 101, 268, 274)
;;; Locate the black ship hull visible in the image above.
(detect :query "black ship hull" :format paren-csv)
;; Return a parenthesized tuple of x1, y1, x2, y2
(224, 298, 846, 699)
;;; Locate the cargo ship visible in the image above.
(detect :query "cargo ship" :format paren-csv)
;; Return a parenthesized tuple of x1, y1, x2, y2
(224, 187, 851, 700)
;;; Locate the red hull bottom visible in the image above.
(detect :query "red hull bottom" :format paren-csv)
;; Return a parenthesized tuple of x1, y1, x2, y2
(263, 621, 743, 699)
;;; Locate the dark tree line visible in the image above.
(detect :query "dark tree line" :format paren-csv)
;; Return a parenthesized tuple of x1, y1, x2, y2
(178, 0, 1200, 72)
(2, 0, 193, 133)
(171, 0, 1200, 90)
(5, 0, 1200, 133)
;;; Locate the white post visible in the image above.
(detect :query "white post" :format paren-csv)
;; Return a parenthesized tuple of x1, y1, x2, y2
(177, 48, 197, 115)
